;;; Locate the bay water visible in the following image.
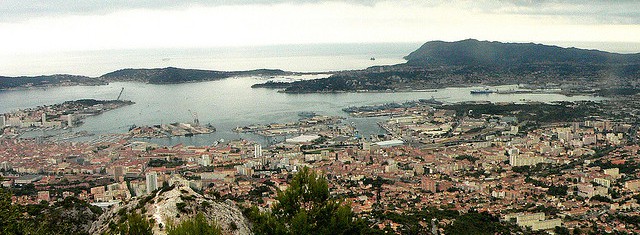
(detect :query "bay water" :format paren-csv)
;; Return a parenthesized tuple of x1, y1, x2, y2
(0, 43, 605, 146)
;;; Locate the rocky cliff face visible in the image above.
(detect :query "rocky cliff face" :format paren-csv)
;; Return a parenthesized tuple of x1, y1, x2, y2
(90, 177, 251, 235)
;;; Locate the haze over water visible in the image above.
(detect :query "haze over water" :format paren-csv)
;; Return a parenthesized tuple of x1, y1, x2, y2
(2, 43, 420, 77)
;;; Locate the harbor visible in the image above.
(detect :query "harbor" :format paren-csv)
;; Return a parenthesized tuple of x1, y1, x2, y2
(1, 81, 604, 146)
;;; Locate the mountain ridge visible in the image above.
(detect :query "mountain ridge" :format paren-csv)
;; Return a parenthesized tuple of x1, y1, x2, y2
(404, 39, 640, 66)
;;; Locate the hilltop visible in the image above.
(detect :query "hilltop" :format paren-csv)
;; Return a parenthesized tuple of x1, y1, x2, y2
(260, 39, 640, 93)
(404, 39, 640, 66)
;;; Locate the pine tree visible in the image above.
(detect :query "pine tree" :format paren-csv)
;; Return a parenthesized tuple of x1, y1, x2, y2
(246, 167, 377, 235)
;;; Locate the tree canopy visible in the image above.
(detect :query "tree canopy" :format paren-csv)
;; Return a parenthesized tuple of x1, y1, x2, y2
(0, 188, 103, 235)
(245, 167, 377, 235)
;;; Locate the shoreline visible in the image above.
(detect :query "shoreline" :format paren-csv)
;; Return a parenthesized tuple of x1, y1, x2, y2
(0, 75, 612, 98)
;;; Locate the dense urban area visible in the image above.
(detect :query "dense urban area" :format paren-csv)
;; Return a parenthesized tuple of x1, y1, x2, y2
(3, 91, 640, 234)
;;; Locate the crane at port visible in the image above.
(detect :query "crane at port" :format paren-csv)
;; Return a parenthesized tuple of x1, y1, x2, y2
(116, 87, 125, 100)
(188, 109, 200, 126)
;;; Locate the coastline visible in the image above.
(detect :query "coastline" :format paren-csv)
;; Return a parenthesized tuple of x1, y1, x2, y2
(0, 82, 109, 92)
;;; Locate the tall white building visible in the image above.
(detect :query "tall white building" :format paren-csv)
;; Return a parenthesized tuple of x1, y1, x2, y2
(7, 117, 21, 127)
(67, 114, 73, 127)
(254, 144, 262, 158)
(146, 172, 158, 194)
(201, 155, 211, 167)
(507, 148, 520, 156)
(0, 161, 11, 171)
(510, 155, 545, 167)
(0, 115, 5, 127)
(504, 212, 562, 231)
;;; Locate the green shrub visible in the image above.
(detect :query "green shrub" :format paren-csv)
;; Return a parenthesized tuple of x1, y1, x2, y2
(167, 213, 221, 235)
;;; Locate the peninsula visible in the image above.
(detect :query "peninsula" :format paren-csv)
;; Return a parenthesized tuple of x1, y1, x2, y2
(254, 39, 640, 94)
(0, 67, 293, 90)
(1, 99, 134, 136)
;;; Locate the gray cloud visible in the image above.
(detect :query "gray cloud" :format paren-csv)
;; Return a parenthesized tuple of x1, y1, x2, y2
(492, 0, 640, 23)
(0, 0, 387, 21)
(1, 0, 639, 24)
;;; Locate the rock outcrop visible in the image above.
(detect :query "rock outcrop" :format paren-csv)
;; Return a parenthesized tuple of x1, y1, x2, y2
(90, 176, 251, 235)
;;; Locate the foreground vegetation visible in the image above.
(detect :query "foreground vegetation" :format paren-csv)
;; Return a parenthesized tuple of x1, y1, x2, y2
(0, 188, 102, 235)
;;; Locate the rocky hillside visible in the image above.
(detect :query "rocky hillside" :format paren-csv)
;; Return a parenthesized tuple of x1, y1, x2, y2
(90, 177, 251, 235)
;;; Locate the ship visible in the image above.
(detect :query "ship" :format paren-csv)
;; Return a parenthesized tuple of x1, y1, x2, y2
(470, 88, 496, 94)
(419, 96, 444, 105)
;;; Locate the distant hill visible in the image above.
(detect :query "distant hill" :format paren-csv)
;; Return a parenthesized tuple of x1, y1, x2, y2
(404, 39, 640, 66)
(99, 67, 228, 84)
(271, 39, 640, 93)
(0, 67, 292, 89)
(99, 67, 291, 84)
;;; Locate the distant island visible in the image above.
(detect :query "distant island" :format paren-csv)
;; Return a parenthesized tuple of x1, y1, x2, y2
(0, 67, 293, 90)
(254, 39, 640, 94)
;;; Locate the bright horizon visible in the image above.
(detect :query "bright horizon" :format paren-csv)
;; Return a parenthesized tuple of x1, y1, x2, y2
(3, 1, 640, 51)
(2, 1, 640, 76)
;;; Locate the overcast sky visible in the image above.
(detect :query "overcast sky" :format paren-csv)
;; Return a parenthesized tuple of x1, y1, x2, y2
(1, 0, 639, 55)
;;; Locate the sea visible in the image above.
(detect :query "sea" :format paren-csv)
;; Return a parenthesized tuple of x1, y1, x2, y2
(0, 43, 610, 146)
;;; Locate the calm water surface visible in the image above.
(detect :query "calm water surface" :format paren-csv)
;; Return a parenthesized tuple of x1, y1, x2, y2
(0, 78, 604, 146)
